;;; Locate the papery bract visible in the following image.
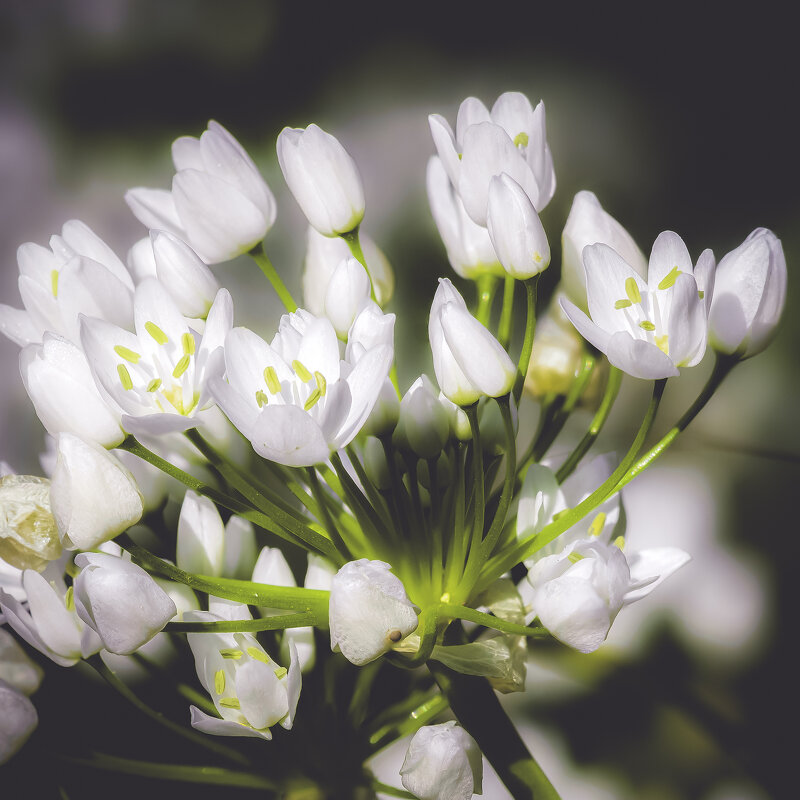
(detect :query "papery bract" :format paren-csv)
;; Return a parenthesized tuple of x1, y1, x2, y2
(0, 475, 61, 571)
(0, 680, 38, 765)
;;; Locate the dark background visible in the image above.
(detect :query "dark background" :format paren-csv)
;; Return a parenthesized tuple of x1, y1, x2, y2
(1, 2, 797, 798)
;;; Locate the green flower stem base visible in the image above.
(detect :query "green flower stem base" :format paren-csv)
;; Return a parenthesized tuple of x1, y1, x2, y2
(340, 227, 377, 303)
(250, 241, 297, 312)
(475, 274, 499, 326)
(429, 660, 561, 800)
(513, 275, 539, 404)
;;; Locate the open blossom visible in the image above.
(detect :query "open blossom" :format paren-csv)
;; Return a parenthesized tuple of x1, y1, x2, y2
(561, 231, 715, 379)
(210, 307, 393, 467)
(303, 225, 394, 311)
(277, 124, 365, 237)
(79, 278, 233, 438)
(708, 227, 787, 358)
(329, 559, 418, 666)
(0, 220, 134, 348)
(186, 606, 301, 740)
(429, 90, 556, 225)
(126, 121, 276, 264)
(429, 279, 516, 406)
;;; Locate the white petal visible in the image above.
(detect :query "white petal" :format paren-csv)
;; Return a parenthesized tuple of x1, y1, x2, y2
(189, 706, 272, 740)
(605, 331, 679, 380)
(249, 405, 330, 467)
(177, 491, 226, 576)
(623, 547, 690, 604)
(125, 188, 184, 237)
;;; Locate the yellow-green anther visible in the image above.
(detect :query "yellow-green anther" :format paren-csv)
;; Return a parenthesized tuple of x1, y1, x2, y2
(51, 269, 59, 298)
(246, 647, 270, 665)
(513, 132, 529, 148)
(181, 332, 195, 355)
(64, 585, 74, 612)
(698, 290, 705, 299)
(314, 371, 327, 396)
(656, 334, 669, 355)
(292, 360, 312, 382)
(274, 667, 287, 680)
(114, 345, 141, 364)
(264, 366, 281, 395)
(147, 378, 162, 393)
(220, 648, 243, 660)
(614, 535, 625, 550)
(145, 321, 169, 345)
(568, 552, 584, 564)
(624, 277, 642, 304)
(214, 669, 225, 695)
(533, 251, 543, 264)
(117, 364, 133, 391)
(172, 354, 191, 379)
(588, 512, 606, 537)
(658, 266, 682, 290)
(615, 299, 632, 309)
(303, 388, 322, 411)
(639, 321, 656, 331)
(256, 390, 269, 408)
(219, 697, 241, 709)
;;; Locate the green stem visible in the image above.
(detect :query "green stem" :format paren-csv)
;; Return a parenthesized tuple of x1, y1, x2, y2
(475, 274, 499, 326)
(479, 377, 668, 593)
(340, 227, 377, 302)
(330, 452, 383, 553)
(513, 275, 539, 404)
(306, 466, 351, 560)
(61, 753, 277, 790)
(614, 354, 736, 493)
(368, 693, 449, 753)
(85, 655, 249, 766)
(556, 366, 623, 483)
(371, 782, 416, 799)
(249, 241, 297, 312)
(498, 275, 516, 347)
(460, 404, 485, 591)
(444, 442, 467, 592)
(167, 611, 318, 633)
(429, 661, 561, 799)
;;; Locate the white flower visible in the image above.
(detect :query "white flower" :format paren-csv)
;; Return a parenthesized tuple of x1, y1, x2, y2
(222, 516, 257, 581)
(73, 552, 176, 655)
(527, 537, 690, 653)
(276, 123, 365, 236)
(186, 607, 301, 740)
(429, 279, 516, 406)
(361, 378, 400, 439)
(400, 721, 483, 800)
(49, 433, 144, 550)
(126, 121, 277, 264)
(303, 225, 394, 311)
(329, 559, 418, 666)
(177, 491, 226, 577)
(0, 474, 61, 571)
(394, 375, 449, 459)
(0, 680, 38, 765)
(561, 191, 648, 312)
(20, 333, 125, 447)
(129, 231, 220, 320)
(426, 156, 503, 280)
(0, 220, 134, 347)
(561, 231, 715, 379)
(429, 90, 555, 224)
(211, 307, 393, 467)
(486, 173, 551, 279)
(79, 278, 233, 438)
(0, 628, 43, 696)
(324, 257, 372, 339)
(708, 227, 787, 358)
(0, 569, 102, 666)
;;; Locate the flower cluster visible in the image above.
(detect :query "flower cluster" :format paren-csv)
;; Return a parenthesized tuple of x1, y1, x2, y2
(0, 89, 785, 799)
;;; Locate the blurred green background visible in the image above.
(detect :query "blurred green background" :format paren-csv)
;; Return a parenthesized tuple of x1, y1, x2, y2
(1, 2, 797, 797)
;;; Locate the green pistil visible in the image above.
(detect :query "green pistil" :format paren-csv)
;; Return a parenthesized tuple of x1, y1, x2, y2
(246, 647, 270, 665)
(625, 277, 642, 304)
(114, 345, 141, 364)
(117, 364, 133, 391)
(614, 299, 632, 309)
(172, 354, 191, 379)
(264, 366, 281, 394)
(50, 269, 59, 298)
(181, 332, 196, 355)
(219, 697, 241, 709)
(303, 388, 322, 411)
(658, 265, 682, 290)
(214, 669, 226, 695)
(147, 378, 162, 393)
(145, 321, 169, 345)
(314, 371, 327, 396)
(292, 359, 312, 382)
(220, 648, 243, 660)
(255, 389, 269, 408)
(514, 131, 529, 148)
(639, 321, 656, 331)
